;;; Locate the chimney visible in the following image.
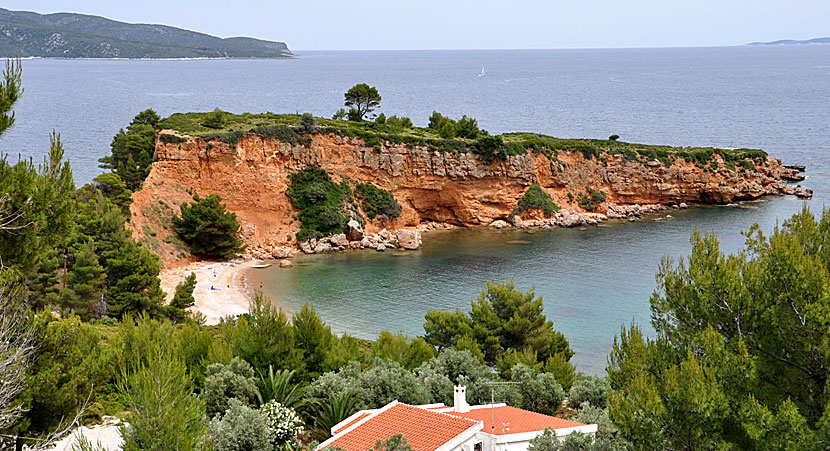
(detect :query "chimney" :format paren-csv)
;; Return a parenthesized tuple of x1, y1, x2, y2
(453, 385, 470, 413)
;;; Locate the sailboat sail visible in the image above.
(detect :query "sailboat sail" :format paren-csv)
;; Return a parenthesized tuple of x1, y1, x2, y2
(479, 66, 486, 77)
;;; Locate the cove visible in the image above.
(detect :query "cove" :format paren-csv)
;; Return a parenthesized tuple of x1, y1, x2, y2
(247, 193, 814, 375)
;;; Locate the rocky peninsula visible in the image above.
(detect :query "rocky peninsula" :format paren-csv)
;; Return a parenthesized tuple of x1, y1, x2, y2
(128, 112, 810, 268)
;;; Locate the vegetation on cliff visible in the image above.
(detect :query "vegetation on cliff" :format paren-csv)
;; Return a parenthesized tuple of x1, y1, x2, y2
(285, 166, 352, 240)
(513, 184, 561, 216)
(172, 193, 245, 260)
(160, 111, 769, 169)
(355, 182, 402, 220)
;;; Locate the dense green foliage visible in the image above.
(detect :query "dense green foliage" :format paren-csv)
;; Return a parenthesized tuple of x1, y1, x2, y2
(0, 9, 291, 59)
(424, 281, 574, 386)
(202, 108, 227, 129)
(172, 193, 245, 259)
(285, 166, 351, 240)
(355, 182, 402, 220)
(344, 83, 381, 121)
(607, 207, 830, 449)
(99, 109, 159, 191)
(514, 184, 560, 216)
(427, 112, 480, 139)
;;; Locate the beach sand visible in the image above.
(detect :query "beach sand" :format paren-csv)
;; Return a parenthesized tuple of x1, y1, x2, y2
(159, 259, 260, 325)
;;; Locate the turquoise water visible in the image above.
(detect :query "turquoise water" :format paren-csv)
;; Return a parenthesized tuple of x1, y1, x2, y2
(247, 195, 816, 375)
(1, 46, 827, 374)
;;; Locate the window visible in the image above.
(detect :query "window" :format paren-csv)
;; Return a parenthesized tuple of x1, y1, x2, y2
(474, 442, 482, 451)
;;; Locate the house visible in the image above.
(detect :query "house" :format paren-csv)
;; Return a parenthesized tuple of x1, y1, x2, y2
(317, 386, 597, 451)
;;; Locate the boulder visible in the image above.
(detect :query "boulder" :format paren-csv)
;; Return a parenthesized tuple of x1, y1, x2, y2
(299, 240, 314, 254)
(511, 215, 524, 227)
(378, 228, 393, 242)
(794, 185, 813, 199)
(395, 229, 422, 250)
(313, 241, 332, 254)
(360, 237, 372, 248)
(279, 259, 292, 268)
(331, 233, 349, 248)
(346, 219, 364, 241)
(489, 220, 510, 229)
(376, 243, 386, 252)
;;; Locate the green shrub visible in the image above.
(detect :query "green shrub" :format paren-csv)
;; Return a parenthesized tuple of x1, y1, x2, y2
(568, 375, 609, 409)
(172, 193, 245, 260)
(739, 159, 757, 172)
(208, 399, 273, 451)
(455, 115, 480, 139)
(298, 112, 317, 133)
(513, 184, 560, 216)
(158, 133, 188, 144)
(375, 113, 386, 124)
(386, 115, 413, 128)
(473, 135, 505, 163)
(285, 166, 351, 240)
(355, 183, 402, 220)
(577, 187, 606, 211)
(203, 108, 227, 129)
(250, 125, 310, 147)
(332, 108, 347, 121)
(202, 357, 260, 418)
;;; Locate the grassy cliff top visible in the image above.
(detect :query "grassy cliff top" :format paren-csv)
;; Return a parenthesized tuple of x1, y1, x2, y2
(160, 112, 767, 167)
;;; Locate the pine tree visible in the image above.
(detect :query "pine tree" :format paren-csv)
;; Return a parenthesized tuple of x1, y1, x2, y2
(99, 109, 160, 191)
(66, 239, 106, 319)
(172, 194, 245, 260)
(165, 272, 196, 323)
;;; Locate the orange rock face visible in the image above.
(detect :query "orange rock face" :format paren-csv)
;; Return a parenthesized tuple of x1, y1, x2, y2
(129, 131, 802, 266)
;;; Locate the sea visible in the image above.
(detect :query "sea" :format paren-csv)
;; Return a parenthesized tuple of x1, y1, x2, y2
(2, 47, 828, 374)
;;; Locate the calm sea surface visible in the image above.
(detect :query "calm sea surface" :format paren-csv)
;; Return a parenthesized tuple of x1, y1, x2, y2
(3, 47, 829, 374)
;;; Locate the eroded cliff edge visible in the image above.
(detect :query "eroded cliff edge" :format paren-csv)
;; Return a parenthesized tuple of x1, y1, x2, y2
(129, 131, 808, 266)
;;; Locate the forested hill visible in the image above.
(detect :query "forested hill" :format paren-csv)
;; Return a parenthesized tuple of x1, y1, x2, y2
(0, 8, 293, 58)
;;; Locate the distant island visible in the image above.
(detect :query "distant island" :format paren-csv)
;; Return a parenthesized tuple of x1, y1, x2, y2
(0, 8, 292, 59)
(748, 37, 830, 46)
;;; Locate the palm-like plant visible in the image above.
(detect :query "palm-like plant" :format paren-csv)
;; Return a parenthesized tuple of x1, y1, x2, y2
(308, 391, 359, 441)
(257, 366, 307, 409)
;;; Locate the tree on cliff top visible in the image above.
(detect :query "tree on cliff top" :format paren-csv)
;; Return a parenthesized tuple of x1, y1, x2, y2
(99, 108, 160, 191)
(344, 83, 381, 121)
(172, 193, 245, 260)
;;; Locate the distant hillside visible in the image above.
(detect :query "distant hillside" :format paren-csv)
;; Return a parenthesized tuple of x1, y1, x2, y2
(0, 8, 292, 58)
(748, 37, 830, 46)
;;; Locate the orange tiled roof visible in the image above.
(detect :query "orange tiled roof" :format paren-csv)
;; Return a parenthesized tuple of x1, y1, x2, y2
(449, 406, 585, 435)
(332, 412, 371, 434)
(326, 403, 479, 451)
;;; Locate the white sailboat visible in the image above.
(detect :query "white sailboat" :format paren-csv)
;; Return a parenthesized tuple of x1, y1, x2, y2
(478, 66, 486, 77)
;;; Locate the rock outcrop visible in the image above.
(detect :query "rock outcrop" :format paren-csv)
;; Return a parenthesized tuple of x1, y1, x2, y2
(129, 132, 807, 266)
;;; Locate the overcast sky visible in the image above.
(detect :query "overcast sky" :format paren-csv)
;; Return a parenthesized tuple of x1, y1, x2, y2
(3, 0, 829, 50)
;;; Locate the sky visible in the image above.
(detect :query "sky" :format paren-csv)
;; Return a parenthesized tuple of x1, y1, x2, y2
(3, 0, 829, 51)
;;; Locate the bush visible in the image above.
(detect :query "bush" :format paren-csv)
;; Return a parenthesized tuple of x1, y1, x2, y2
(355, 183, 402, 220)
(609, 134, 620, 141)
(332, 108, 347, 121)
(172, 193, 245, 259)
(514, 184, 560, 216)
(375, 113, 386, 124)
(209, 399, 273, 451)
(158, 133, 188, 144)
(202, 357, 260, 418)
(577, 188, 606, 212)
(386, 115, 413, 128)
(473, 135, 505, 163)
(298, 112, 317, 133)
(455, 115, 480, 139)
(285, 166, 351, 240)
(203, 108, 227, 129)
(568, 375, 609, 409)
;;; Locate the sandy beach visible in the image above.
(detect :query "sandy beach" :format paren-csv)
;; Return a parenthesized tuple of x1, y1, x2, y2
(159, 259, 261, 324)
